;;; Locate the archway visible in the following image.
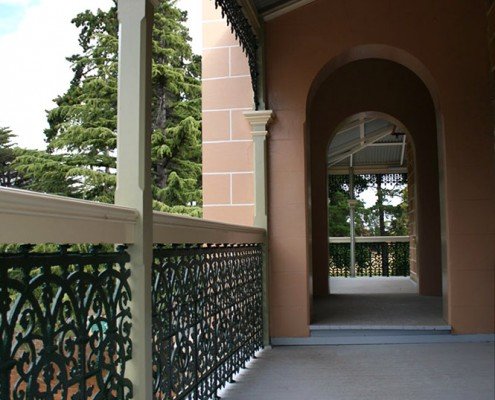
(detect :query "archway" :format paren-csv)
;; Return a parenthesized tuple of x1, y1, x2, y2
(306, 57, 445, 324)
(326, 113, 412, 279)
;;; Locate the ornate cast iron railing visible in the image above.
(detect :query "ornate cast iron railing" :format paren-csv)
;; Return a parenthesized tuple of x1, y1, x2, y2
(215, 0, 260, 109)
(329, 240, 410, 277)
(329, 173, 407, 193)
(0, 245, 132, 399)
(1, 188, 267, 400)
(152, 243, 263, 400)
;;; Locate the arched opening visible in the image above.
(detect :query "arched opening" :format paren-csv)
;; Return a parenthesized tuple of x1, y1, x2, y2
(307, 57, 446, 328)
(316, 112, 444, 326)
(327, 113, 411, 279)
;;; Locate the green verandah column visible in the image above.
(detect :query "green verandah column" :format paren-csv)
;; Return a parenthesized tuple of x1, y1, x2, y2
(115, 0, 158, 397)
(244, 110, 274, 346)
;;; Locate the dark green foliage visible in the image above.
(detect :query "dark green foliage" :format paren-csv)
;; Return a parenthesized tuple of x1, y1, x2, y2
(327, 174, 370, 196)
(362, 184, 408, 236)
(13, 150, 77, 196)
(328, 174, 408, 237)
(328, 191, 367, 236)
(0, 127, 17, 187)
(1, 128, 79, 197)
(0, 127, 26, 188)
(387, 187, 408, 235)
(33, 0, 202, 213)
(328, 174, 370, 237)
(153, 200, 202, 218)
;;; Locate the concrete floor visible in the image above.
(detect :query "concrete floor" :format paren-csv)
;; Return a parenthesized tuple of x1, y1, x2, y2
(220, 343, 495, 400)
(312, 277, 446, 327)
(330, 276, 419, 294)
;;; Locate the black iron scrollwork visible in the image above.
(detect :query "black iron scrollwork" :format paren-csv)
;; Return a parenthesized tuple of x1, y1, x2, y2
(0, 245, 132, 399)
(329, 173, 408, 193)
(214, 0, 260, 109)
(152, 243, 263, 400)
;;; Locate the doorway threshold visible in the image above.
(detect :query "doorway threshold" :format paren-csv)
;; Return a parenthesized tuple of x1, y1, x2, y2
(271, 332, 495, 346)
(310, 324, 452, 331)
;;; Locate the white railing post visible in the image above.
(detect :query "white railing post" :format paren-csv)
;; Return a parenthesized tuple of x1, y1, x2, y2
(115, 0, 157, 397)
(348, 199, 358, 277)
(244, 110, 273, 346)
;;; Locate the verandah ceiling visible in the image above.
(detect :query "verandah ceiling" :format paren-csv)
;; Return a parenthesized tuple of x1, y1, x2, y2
(250, 0, 302, 14)
(328, 117, 409, 175)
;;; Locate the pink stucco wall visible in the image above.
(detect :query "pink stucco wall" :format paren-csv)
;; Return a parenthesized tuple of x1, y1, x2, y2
(202, 0, 495, 336)
(263, 0, 494, 335)
(202, 0, 255, 226)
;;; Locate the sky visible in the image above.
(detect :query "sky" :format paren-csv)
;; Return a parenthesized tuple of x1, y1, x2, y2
(0, 0, 202, 150)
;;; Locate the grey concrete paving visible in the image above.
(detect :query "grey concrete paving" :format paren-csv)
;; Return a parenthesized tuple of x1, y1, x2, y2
(330, 277, 418, 294)
(312, 278, 446, 327)
(220, 343, 495, 400)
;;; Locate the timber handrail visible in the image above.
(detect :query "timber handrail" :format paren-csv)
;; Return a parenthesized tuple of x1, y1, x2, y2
(153, 211, 265, 244)
(0, 187, 138, 244)
(0, 187, 265, 244)
(329, 236, 409, 243)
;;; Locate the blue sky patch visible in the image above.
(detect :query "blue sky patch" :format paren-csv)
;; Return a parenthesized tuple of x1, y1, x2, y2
(0, 4, 23, 35)
(0, 0, 40, 36)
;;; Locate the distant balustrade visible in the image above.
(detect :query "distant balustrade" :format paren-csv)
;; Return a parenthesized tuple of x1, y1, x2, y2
(328, 236, 410, 277)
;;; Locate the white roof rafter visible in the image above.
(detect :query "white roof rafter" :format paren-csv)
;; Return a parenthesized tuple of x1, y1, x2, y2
(327, 116, 408, 171)
(328, 125, 396, 167)
(400, 134, 407, 166)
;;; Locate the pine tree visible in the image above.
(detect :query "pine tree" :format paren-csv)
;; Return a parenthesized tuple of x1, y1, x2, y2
(13, 149, 76, 196)
(361, 180, 408, 236)
(40, 0, 202, 213)
(150, 1, 202, 211)
(328, 175, 369, 236)
(327, 174, 408, 237)
(1, 125, 78, 195)
(0, 127, 24, 188)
